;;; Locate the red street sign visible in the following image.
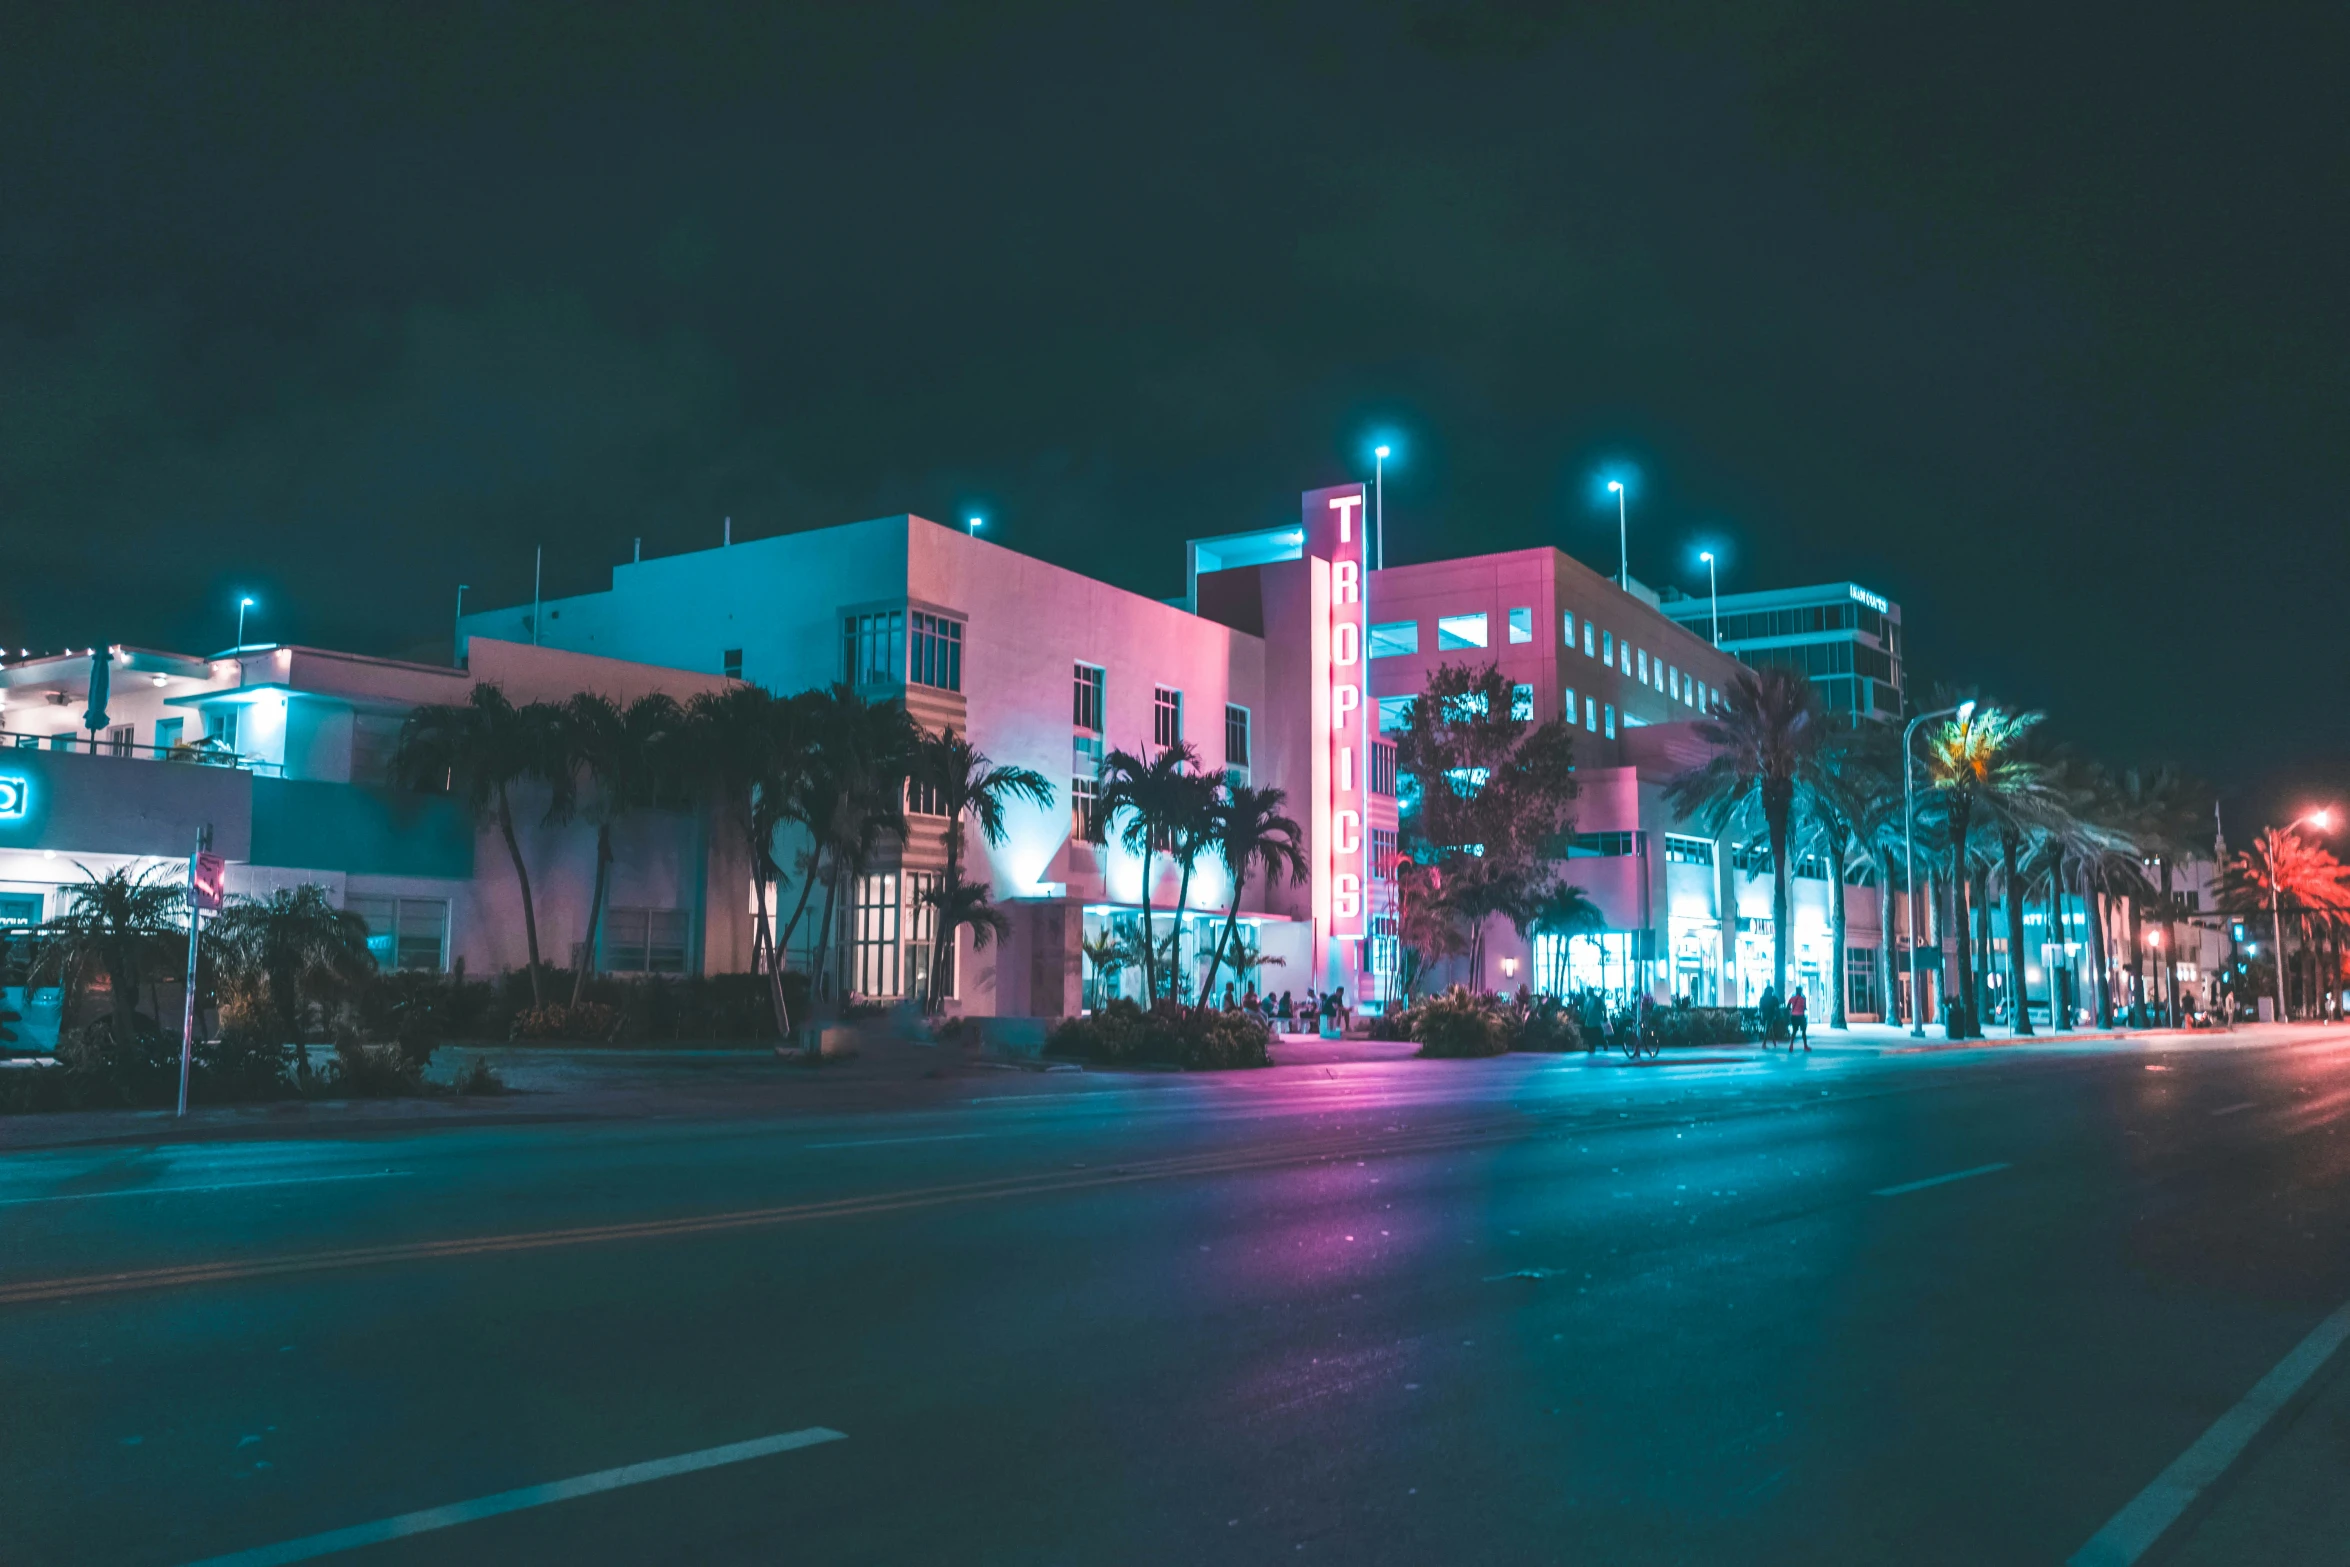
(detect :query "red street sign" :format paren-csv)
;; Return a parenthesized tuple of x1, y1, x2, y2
(193, 852, 227, 911)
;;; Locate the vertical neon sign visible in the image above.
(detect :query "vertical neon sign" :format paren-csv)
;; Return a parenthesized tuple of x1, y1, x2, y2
(1305, 482, 1369, 940)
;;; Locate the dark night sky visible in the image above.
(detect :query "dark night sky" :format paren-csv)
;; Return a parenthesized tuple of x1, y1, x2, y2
(3, 3, 2344, 828)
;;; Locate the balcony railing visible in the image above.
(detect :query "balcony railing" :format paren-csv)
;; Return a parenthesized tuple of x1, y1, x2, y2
(0, 729, 283, 776)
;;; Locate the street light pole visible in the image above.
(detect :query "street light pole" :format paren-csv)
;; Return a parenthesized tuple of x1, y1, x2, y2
(235, 596, 255, 649)
(1373, 446, 1389, 571)
(1609, 481, 1627, 590)
(1700, 552, 1719, 646)
(1902, 702, 1968, 1037)
(454, 584, 470, 667)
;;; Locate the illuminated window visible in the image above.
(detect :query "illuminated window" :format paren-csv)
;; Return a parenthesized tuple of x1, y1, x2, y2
(347, 896, 450, 973)
(1583, 622, 1595, 657)
(1508, 607, 1533, 644)
(1664, 835, 1714, 866)
(1637, 649, 1648, 682)
(1620, 641, 1632, 676)
(1437, 612, 1489, 649)
(1563, 687, 1576, 724)
(846, 873, 902, 997)
(1377, 696, 1414, 733)
(1604, 703, 1616, 738)
(1562, 611, 1576, 648)
(1585, 696, 1597, 731)
(1601, 630, 1613, 664)
(1511, 683, 1534, 721)
(1369, 621, 1419, 658)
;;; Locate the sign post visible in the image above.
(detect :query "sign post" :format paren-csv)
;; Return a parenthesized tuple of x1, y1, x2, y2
(177, 833, 224, 1118)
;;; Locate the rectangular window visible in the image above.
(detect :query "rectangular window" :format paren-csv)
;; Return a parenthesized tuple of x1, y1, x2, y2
(907, 773, 947, 817)
(1583, 622, 1595, 657)
(1224, 704, 1250, 771)
(204, 707, 239, 752)
(348, 896, 450, 973)
(1562, 687, 1576, 724)
(722, 648, 743, 680)
(1621, 641, 1633, 676)
(0, 892, 43, 926)
(1507, 607, 1533, 644)
(846, 872, 902, 998)
(1153, 687, 1183, 748)
(154, 717, 184, 753)
(1369, 740, 1397, 796)
(905, 872, 955, 1005)
(1637, 648, 1648, 682)
(1567, 831, 1639, 858)
(1847, 946, 1880, 1018)
(1603, 703, 1615, 739)
(598, 907, 688, 974)
(1436, 612, 1489, 649)
(1072, 773, 1105, 843)
(1370, 827, 1398, 880)
(1601, 630, 1614, 664)
(1368, 621, 1419, 658)
(1667, 667, 1679, 700)
(1510, 683, 1534, 721)
(1664, 834, 1715, 866)
(1562, 611, 1576, 648)
(1377, 695, 1414, 734)
(1073, 663, 1105, 731)
(842, 610, 905, 686)
(1585, 695, 1597, 732)
(909, 611, 963, 691)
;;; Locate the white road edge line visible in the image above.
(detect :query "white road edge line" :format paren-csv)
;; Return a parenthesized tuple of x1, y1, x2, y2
(2069, 1297, 2350, 1566)
(1871, 1162, 2010, 1198)
(805, 1132, 991, 1149)
(179, 1426, 847, 1567)
(0, 1171, 411, 1208)
(2210, 1101, 2256, 1117)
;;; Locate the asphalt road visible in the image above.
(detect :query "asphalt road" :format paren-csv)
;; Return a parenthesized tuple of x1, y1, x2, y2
(5, 1028, 2349, 1566)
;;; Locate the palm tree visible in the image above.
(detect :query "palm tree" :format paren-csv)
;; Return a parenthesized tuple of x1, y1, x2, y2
(42, 863, 185, 1050)
(1098, 742, 1203, 1005)
(1080, 930, 1129, 1010)
(1668, 666, 1824, 1004)
(909, 728, 1054, 1014)
(209, 885, 376, 1088)
(550, 692, 687, 1006)
(685, 683, 818, 1029)
(395, 684, 564, 1008)
(797, 687, 917, 1004)
(1800, 713, 1895, 1030)
(1918, 704, 2039, 1038)
(1196, 782, 1307, 1009)
(1528, 881, 1604, 997)
(2223, 827, 2350, 1020)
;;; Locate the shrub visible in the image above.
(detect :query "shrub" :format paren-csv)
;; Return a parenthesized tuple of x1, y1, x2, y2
(511, 1002, 621, 1042)
(1656, 1006, 1755, 1047)
(453, 1056, 504, 1096)
(330, 1039, 424, 1097)
(1045, 1000, 1273, 1070)
(1367, 1002, 1422, 1041)
(1413, 987, 1511, 1058)
(1509, 995, 1583, 1052)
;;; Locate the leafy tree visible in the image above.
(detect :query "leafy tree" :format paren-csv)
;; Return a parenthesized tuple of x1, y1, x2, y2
(1393, 664, 1580, 989)
(917, 878, 1013, 1004)
(2222, 826, 2350, 1020)
(797, 686, 918, 1004)
(1392, 855, 1463, 1002)
(909, 728, 1053, 1014)
(1080, 929, 1129, 1009)
(1196, 782, 1307, 1008)
(1798, 712, 1896, 1029)
(209, 885, 376, 1088)
(395, 684, 565, 1007)
(1668, 666, 1823, 1005)
(1528, 881, 1604, 996)
(684, 683, 816, 1030)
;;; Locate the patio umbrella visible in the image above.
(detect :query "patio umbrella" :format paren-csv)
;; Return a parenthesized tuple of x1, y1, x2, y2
(81, 647, 110, 738)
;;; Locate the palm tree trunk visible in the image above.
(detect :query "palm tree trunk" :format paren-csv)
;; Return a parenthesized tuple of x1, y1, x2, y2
(497, 782, 544, 1008)
(2088, 888, 2113, 1028)
(2045, 854, 2067, 1031)
(1973, 866, 1993, 1033)
(573, 824, 613, 1008)
(1828, 827, 1849, 1029)
(2000, 827, 2033, 1036)
(1171, 856, 1198, 1007)
(1136, 845, 1159, 1005)
(1766, 791, 1792, 1002)
(1878, 849, 1897, 1025)
(1199, 869, 1247, 1010)
(2127, 896, 2146, 1026)
(1948, 806, 1977, 1036)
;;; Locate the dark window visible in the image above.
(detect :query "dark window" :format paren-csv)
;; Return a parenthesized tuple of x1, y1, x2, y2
(1224, 704, 1250, 770)
(1369, 741, 1398, 797)
(1566, 831, 1639, 858)
(909, 612, 963, 691)
(1153, 687, 1182, 748)
(1073, 664, 1105, 731)
(722, 648, 743, 680)
(843, 611, 905, 686)
(1370, 827, 1398, 880)
(1664, 834, 1714, 866)
(1072, 775, 1105, 843)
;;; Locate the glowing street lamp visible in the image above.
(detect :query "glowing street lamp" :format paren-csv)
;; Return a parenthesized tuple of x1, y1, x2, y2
(1608, 480, 1627, 591)
(1373, 445, 1390, 571)
(1698, 552, 1719, 646)
(967, 516, 983, 536)
(235, 596, 256, 650)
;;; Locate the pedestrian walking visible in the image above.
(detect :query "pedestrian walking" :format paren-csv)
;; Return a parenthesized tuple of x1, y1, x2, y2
(1789, 988, 1809, 1050)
